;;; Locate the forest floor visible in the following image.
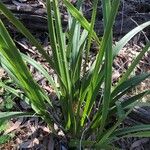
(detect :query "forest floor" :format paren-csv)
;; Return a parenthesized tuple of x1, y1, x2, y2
(0, 0, 150, 149)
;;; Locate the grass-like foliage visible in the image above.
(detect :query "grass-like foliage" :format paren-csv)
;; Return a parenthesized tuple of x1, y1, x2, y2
(0, 120, 14, 145)
(0, 0, 150, 148)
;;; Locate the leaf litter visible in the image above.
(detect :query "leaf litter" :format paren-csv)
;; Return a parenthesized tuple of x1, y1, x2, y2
(0, 0, 150, 149)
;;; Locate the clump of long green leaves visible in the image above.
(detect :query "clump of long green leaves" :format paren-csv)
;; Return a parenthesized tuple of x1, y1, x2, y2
(0, 0, 150, 148)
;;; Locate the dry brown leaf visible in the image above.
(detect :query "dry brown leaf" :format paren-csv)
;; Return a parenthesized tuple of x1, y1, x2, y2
(19, 138, 39, 149)
(112, 70, 120, 82)
(16, 40, 35, 54)
(4, 118, 23, 134)
(39, 126, 50, 133)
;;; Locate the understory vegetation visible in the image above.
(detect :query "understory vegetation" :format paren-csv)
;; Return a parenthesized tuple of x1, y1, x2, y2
(0, 0, 150, 149)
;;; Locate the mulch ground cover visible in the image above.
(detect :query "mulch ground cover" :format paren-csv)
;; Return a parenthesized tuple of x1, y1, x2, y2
(0, 0, 150, 149)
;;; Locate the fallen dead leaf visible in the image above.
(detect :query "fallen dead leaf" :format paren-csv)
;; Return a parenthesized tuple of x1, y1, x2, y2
(4, 118, 23, 134)
(19, 138, 39, 149)
(39, 126, 50, 133)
